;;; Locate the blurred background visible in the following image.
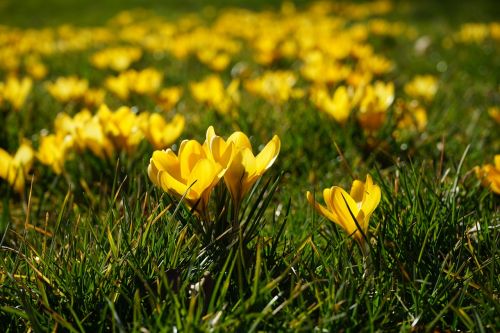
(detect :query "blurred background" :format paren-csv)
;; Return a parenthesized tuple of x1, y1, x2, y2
(1, 0, 499, 28)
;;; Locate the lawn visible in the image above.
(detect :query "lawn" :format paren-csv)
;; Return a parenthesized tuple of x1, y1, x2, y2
(0, 0, 499, 331)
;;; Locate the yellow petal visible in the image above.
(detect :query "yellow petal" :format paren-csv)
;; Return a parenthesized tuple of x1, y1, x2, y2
(0, 149, 14, 182)
(306, 191, 338, 224)
(227, 131, 252, 150)
(349, 180, 365, 204)
(359, 175, 381, 230)
(224, 149, 247, 203)
(178, 140, 205, 180)
(14, 141, 35, 172)
(255, 135, 280, 174)
(209, 136, 233, 171)
(331, 187, 362, 239)
(206, 126, 216, 143)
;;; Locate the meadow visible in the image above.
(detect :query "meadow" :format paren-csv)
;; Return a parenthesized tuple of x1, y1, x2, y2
(0, 0, 499, 331)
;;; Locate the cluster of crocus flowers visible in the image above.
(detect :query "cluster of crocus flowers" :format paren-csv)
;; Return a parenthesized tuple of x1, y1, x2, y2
(307, 175, 381, 245)
(0, 76, 33, 110)
(0, 141, 35, 193)
(475, 155, 500, 194)
(148, 126, 280, 220)
(36, 104, 184, 174)
(454, 22, 500, 44)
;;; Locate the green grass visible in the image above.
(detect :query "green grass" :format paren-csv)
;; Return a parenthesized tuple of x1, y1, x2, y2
(1, 0, 499, 332)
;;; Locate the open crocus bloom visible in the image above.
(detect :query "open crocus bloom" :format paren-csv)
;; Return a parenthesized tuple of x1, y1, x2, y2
(204, 126, 281, 206)
(307, 175, 381, 244)
(148, 139, 226, 218)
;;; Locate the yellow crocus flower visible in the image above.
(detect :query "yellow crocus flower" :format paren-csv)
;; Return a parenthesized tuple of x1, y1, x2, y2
(156, 87, 183, 111)
(487, 106, 500, 124)
(1, 76, 33, 110)
(244, 70, 301, 105)
(141, 113, 185, 149)
(148, 139, 226, 218)
(205, 126, 281, 206)
(37, 134, 72, 175)
(307, 175, 381, 244)
(310, 85, 352, 124)
(404, 75, 438, 102)
(0, 141, 34, 193)
(358, 81, 394, 132)
(90, 46, 142, 71)
(97, 105, 143, 153)
(45, 76, 89, 103)
(190, 75, 240, 115)
(55, 110, 114, 158)
(475, 155, 500, 194)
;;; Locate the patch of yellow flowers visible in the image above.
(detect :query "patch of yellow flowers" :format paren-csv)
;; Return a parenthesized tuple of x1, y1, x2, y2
(1, 105, 185, 180)
(148, 126, 280, 220)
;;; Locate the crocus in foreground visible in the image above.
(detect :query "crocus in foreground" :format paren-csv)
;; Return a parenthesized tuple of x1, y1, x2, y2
(307, 175, 381, 244)
(204, 126, 281, 208)
(148, 139, 228, 219)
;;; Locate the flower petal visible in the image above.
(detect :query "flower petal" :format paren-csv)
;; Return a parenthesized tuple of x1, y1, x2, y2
(306, 191, 338, 224)
(255, 135, 280, 174)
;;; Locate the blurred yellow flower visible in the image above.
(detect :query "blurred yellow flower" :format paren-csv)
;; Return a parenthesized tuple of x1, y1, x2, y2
(393, 99, 428, 139)
(45, 76, 89, 103)
(97, 105, 144, 153)
(475, 155, 500, 194)
(91, 46, 142, 71)
(197, 49, 231, 71)
(245, 70, 303, 105)
(358, 81, 394, 132)
(105, 68, 163, 100)
(0, 141, 34, 193)
(141, 113, 185, 149)
(307, 175, 381, 244)
(83, 88, 106, 108)
(54, 110, 113, 158)
(404, 75, 438, 102)
(25, 55, 48, 80)
(37, 134, 71, 175)
(311, 85, 352, 124)
(156, 87, 183, 111)
(301, 53, 351, 85)
(488, 106, 500, 124)
(190, 75, 240, 115)
(0, 76, 33, 110)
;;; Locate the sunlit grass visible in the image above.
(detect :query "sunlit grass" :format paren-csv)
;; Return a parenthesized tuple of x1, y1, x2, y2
(0, 0, 499, 331)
